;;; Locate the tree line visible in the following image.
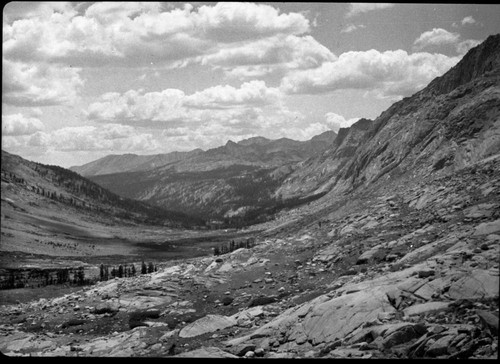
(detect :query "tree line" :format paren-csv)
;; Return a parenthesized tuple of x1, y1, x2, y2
(99, 261, 157, 281)
(1, 267, 92, 290)
(1, 261, 162, 290)
(213, 237, 256, 256)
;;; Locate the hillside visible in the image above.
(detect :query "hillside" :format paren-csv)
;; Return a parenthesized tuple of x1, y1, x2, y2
(1, 150, 205, 228)
(69, 149, 204, 177)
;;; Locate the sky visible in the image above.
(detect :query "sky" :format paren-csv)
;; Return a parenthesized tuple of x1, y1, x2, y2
(2, 2, 500, 168)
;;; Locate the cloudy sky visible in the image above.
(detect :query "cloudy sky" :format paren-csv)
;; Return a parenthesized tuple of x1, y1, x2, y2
(3, 2, 500, 168)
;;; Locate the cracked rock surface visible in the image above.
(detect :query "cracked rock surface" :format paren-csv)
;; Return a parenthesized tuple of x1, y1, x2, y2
(1, 155, 498, 358)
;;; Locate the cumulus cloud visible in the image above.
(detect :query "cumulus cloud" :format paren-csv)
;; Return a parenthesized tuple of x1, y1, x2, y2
(3, 2, 310, 68)
(84, 81, 322, 149)
(2, 113, 45, 135)
(87, 81, 286, 125)
(194, 2, 310, 42)
(2, 2, 318, 106)
(183, 81, 281, 109)
(345, 3, 395, 18)
(3, 2, 78, 23)
(198, 34, 336, 79)
(325, 113, 361, 132)
(2, 60, 84, 106)
(413, 28, 461, 50)
(412, 28, 482, 55)
(280, 49, 460, 98)
(87, 89, 187, 123)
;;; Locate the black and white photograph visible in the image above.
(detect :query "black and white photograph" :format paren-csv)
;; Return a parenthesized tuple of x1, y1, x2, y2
(1, 1, 499, 358)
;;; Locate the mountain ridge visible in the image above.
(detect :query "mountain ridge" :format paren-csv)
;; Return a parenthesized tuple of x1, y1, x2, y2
(276, 34, 500, 200)
(70, 130, 337, 176)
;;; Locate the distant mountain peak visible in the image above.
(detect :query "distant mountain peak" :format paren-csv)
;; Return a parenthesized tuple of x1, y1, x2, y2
(237, 136, 271, 146)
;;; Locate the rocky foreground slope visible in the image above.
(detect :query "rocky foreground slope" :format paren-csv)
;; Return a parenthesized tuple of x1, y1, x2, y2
(0, 152, 498, 358)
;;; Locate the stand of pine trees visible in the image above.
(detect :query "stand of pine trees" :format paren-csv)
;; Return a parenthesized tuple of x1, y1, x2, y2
(1, 267, 93, 290)
(213, 237, 256, 256)
(99, 262, 157, 281)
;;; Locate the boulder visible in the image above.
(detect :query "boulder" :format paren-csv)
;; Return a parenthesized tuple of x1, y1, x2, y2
(62, 318, 86, 328)
(179, 314, 237, 338)
(380, 323, 427, 349)
(356, 244, 386, 265)
(234, 343, 257, 357)
(92, 303, 119, 315)
(403, 301, 451, 317)
(293, 288, 397, 345)
(424, 334, 456, 357)
(129, 309, 161, 329)
(473, 219, 500, 235)
(119, 294, 173, 310)
(447, 270, 499, 299)
(476, 310, 499, 334)
(248, 296, 277, 307)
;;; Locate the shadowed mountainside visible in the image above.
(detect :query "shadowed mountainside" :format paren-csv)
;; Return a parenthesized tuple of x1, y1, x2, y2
(1, 150, 205, 227)
(80, 131, 338, 225)
(69, 149, 204, 177)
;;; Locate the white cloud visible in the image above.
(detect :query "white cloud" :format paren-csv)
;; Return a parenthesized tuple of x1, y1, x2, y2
(281, 49, 460, 98)
(198, 34, 336, 79)
(325, 113, 361, 133)
(2, 60, 84, 106)
(2, 113, 45, 136)
(194, 2, 310, 42)
(87, 89, 187, 123)
(341, 24, 366, 33)
(412, 28, 482, 55)
(461, 16, 476, 26)
(183, 81, 282, 109)
(3, 2, 78, 23)
(26, 124, 159, 153)
(84, 81, 322, 150)
(452, 16, 477, 29)
(2, 135, 25, 149)
(3, 2, 310, 68)
(2, 2, 318, 107)
(413, 28, 461, 50)
(345, 3, 395, 18)
(87, 81, 287, 125)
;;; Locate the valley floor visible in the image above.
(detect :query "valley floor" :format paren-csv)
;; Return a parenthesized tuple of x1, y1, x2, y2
(0, 156, 499, 358)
